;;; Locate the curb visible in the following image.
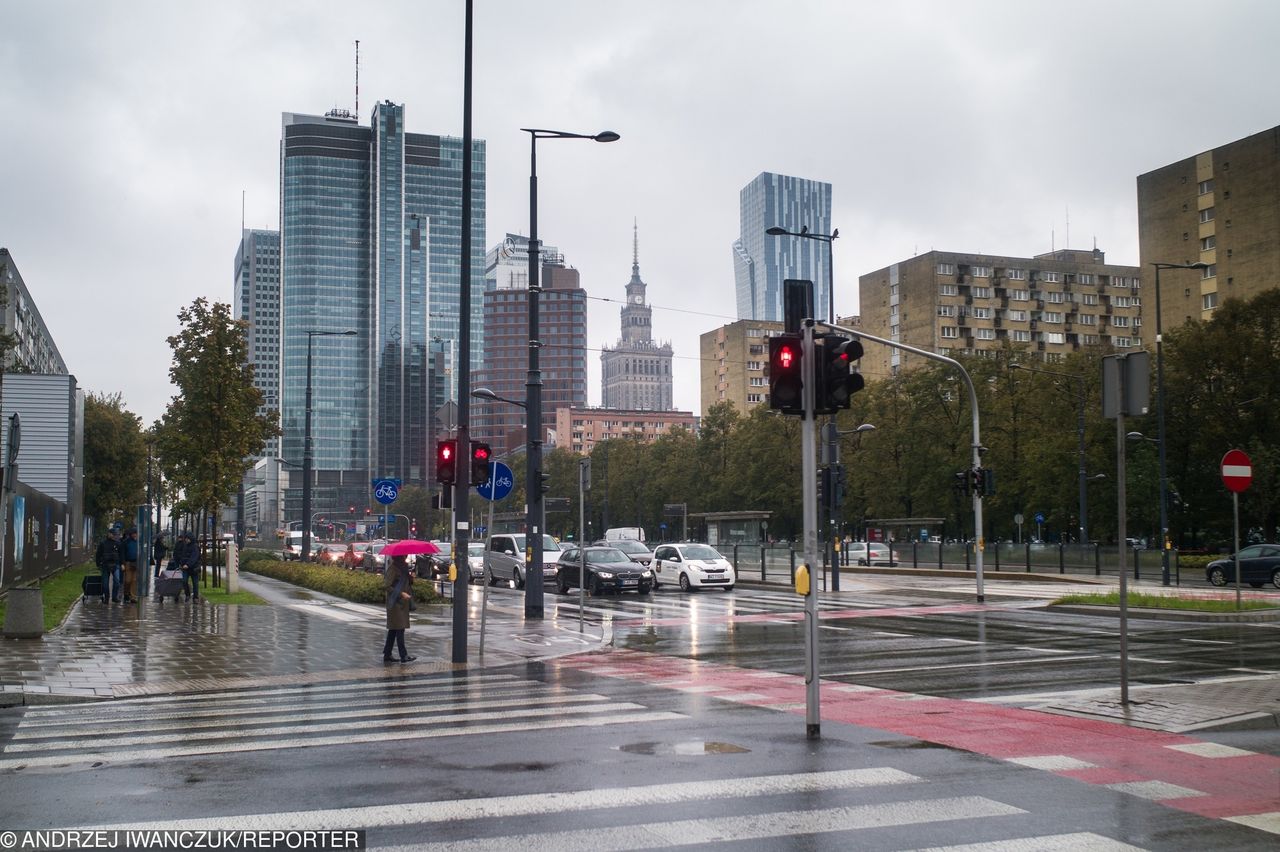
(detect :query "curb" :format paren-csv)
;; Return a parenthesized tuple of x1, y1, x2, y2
(1049, 603, 1280, 622)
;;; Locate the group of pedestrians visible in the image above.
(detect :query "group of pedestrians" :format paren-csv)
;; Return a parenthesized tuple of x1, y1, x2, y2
(93, 526, 202, 603)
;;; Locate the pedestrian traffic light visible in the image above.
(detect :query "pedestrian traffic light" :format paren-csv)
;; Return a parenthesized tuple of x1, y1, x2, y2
(436, 439, 457, 485)
(982, 467, 995, 496)
(470, 441, 492, 486)
(816, 335, 865, 414)
(768, 334, 804, 415)
(818, 467, 830, 506)
(833, 464, 847, 509)
(970, 467, 984, 496)
(539, 471, 552, 494)
(954, 471, 970, 496)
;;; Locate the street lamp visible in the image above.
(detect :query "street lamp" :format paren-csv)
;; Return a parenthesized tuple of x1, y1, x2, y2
(520, 127, 619, 620)
(765, 225, 838, 325)
(302, 329, 357, 567)
(1008, 362, 1091, 544)
(1151, 261, 1209, 585)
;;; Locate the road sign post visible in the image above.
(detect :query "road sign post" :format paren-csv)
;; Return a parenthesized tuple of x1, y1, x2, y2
(1221, 449, 1252, 610)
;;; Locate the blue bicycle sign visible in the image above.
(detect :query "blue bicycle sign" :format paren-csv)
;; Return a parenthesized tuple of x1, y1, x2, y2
(372, 478, 402, 505)
(476, 462, 514, 502)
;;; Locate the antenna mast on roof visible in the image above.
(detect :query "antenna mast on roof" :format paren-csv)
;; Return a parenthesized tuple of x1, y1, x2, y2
(1065, 205, 1070, 249)
(354, 40, 360, 116)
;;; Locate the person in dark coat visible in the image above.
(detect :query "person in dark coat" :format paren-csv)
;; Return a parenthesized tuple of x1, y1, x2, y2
(174, 531, 201, 601)
(121, 527, 140, 604)
(94, 527, 124, 604)
(382, 554, 416, 663)
(152, 535, 169, 577)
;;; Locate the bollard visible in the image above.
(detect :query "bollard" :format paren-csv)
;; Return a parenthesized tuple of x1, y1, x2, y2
(732, 544, 739, 574)
(994, 540, 1000, 571)
(1025, 541, 1032, 572)
(789, 548, 796, 584)
(3, 586, 44, 638)
(1059, 543, 1065, 574)
(1094, 543, 1101, 576)
(227, 541, 240, 594)
(911, 541, 918, 569)
(937, 541, 943, 570)
(1133, 547, 1141, 580)
(760, 545, 767, 582)
(965, 541, 971, 571)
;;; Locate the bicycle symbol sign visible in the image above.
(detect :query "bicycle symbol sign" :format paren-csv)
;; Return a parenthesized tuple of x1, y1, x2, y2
(372, 478, 401, 505)
(476, 462, 514, 502)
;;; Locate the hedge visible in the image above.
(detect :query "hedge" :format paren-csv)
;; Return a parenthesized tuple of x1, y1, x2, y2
(240, 550, 437, 606)
(1177, 554, 1228, 573)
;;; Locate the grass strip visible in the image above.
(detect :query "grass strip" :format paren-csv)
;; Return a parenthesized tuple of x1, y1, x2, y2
(1055, 590, 1278, 612)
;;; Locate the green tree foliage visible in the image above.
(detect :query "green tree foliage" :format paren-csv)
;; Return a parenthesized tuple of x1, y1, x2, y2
(82, 392, 147, 527)
(154, 298, 279, 524)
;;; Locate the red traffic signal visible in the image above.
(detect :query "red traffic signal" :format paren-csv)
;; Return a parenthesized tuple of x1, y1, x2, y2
(768, 334, 804, 415)
(436, 439, 458, 485)
(816, 335, 865, 414)
(470, 441, 492, 486)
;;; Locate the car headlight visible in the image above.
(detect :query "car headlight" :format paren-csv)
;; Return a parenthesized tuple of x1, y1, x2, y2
(641, 570, 652, 578)
(597, 571, 614, 579)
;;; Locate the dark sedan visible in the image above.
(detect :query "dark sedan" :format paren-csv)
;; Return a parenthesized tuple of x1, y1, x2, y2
(1206, 545, 1280, 589)
(556, 546, 653, 596)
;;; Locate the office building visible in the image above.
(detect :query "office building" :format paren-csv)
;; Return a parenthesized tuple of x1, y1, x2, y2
(475, 252, 587, 456)
(858, 249, 1143, 380)
(0, 248, 67, 375)
(278, 103, 486, 517)
(233, 229, 281, 462)
(484, 233, 564, 291)
(553, 406, 697, 454)
(601, 226, 673, 410)
(731, 172, 832, 322)
(699, 319, 784, 414)
(1138, 124, 1280, 331)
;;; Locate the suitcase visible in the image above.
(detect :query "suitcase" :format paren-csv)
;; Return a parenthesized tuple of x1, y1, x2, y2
(82, 573, 104, 601)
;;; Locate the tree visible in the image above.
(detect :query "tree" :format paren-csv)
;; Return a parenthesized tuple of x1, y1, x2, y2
(155, 298, 279, 529)
(82, 392, 147, 528)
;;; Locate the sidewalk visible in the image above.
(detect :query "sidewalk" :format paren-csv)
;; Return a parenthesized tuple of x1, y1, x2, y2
(0, 572, 609, 706)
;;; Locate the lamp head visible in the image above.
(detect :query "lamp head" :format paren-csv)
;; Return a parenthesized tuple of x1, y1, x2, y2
(472, 387, 499, 401)
(765, 227, 787, 236)
(593, 130, 621, 143)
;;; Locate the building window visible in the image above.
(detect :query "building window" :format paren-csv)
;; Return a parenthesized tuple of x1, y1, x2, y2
(1082, 294, 1098, 305)
(1114, 337, 1133, 348)
(976, 328, 996, 340)
(1078, 274, 1094, 285)
(749, 377, 765, 387)
(747, 360, 762, 370)
(1046, 291, 1064, 303)
(972, 286, 992, 298)
(941, 326, 960, 339)
(1006, 268, 1026, 280)
(1012, 330, 1031, 342)
(1046, 332, 1065, 344)
(1199, 207, 1215, 223)
(1202, 264, 1217, 279)
(940, 284, 958, 296)
(1113, 296, 1131, 308)
(1008, 309, 1027, 322)
(1201, 235, 1216, 251)
(971, 266, 991, 278)
(937, 305, 956, 317)
(1198, 179, 1214, 195)
(1042, 272, 1060, 283)
(1203, 292, 1218, 310)
(747, 393, 762, 403)
(1112, 316, 1130, 328)
(971, 306, 991, 319)
(1043, 312, 1063, 323)
(747, 327, 765, 337)
(1078, 314, 1097, 326)
(1011, 289, 1029, 301)
(937, 262, 955, 275)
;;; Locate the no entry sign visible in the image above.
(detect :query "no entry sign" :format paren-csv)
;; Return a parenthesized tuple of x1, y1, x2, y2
(1221, 449, 1252, 493)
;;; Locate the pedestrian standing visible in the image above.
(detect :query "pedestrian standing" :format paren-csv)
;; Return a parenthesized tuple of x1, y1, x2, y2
(120, 527, 141, 604)
(94, 526, 124, 604)
(152, 535, 169, 578)
(382, 554, 417, 663)
(174, 531, 201, 601)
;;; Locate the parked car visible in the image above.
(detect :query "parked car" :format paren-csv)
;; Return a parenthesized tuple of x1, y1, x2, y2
(485, 533, 562, 588)
(595, 537, 654, 567)
(423, 541, 454, 579)
(845, 542, 899, 566)
(467, 542, 486, 580)
(1206, 545, 1280, 589)
(314, 543, 348, 565)
(556, 546, 653, 596)
(651, 543, 735, 592)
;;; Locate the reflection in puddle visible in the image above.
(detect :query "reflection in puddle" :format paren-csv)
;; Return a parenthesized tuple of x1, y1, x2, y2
(616, 740, 749, 756)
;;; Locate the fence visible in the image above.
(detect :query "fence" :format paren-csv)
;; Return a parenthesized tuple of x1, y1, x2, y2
(726, 541, 1183, 586)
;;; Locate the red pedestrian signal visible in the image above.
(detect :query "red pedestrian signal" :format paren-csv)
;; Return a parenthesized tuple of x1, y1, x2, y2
(470, 441, 492, 486)
(768, 334, 804, 415)
(436, 439, 458, 485)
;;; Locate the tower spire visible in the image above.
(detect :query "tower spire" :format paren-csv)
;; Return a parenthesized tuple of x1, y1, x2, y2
(632, 218, 639, 274)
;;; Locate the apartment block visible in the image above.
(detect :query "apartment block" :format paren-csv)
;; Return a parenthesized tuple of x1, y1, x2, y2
(699, 319, 783, 414)
(1138, 125, 1280, 331)
(554, 406, 697, 455)
(858, 249, 1143, 379)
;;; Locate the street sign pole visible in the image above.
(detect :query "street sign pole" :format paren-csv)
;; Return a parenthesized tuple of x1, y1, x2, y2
(579, 457, 590, 632)
(1233, 491, 1241, 610)
(1221, 449, 1252, 611)
(800, 320, 821, 740)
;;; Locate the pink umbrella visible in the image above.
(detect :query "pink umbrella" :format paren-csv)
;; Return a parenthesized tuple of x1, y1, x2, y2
(381, 539, 441, 557)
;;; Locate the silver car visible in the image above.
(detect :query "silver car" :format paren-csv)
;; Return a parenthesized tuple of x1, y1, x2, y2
(485, 533, 561, 588)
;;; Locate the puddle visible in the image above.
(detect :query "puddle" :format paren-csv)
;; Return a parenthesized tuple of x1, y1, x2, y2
(869, 738, 954, 750)
(615, 740, 749, 756)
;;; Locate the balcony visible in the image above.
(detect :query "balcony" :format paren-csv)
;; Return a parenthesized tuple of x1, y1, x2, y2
(957, 315, 967, 327)
(1037, 341, 1046, 351)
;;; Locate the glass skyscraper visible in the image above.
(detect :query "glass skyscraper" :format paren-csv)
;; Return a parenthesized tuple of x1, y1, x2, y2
(732, 172, 832, 322)
(279, 103, 486, 519)
(233, 228, 281, 462)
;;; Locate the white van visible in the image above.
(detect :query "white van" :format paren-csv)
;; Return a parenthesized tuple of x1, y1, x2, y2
(283, 530, 305, 560)
(605, 527, 645, 543)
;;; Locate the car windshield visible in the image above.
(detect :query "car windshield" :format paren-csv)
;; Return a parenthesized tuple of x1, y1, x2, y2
(370, 544, 385, 554)
(611, 540, 650, 554)
(468, 543, 484, 556)
(511, 534, 559, 551)
(681, 545, 721, 561)
(585, 548, 632, 563)
(434, 542, 453, 557)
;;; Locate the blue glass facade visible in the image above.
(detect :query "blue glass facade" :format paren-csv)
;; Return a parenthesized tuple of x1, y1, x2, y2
(233, 229, 281, 462)
(279, 105, 485, 519)
(732, 172, 832, 322)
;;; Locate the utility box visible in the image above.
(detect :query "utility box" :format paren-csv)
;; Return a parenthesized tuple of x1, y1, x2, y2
(2, 586, 43, 638)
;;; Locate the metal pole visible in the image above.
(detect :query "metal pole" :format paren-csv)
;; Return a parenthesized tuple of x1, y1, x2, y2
(1233, 492, 1241, 611)
(1115, 362, 1130, 706)
(1154, 265, 1171, 586)
(579, 458, 587, 631)
(302, 333, 314, 568)
(801, 320, 821, 740)
(525, 133, 545, 620)
(1076, 380, 1088, 544)
(479, 459, 495, 655)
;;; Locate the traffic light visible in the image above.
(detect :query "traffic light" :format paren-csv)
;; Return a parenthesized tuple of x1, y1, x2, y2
(982, 467, 995, 496)
(816, 335, 865, 414)
(768, 334, 804, 415)
(954, 471, 970, 496)
(818, 467, 830, 506)
(470, 441, 492, 486)
(436, 439, 457, 485)
(539, 471, 552, 494)
(833, 463, 847, 509)
(970, 467, 984, 496)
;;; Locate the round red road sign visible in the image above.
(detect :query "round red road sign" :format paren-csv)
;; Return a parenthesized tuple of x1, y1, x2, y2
(1221, 448, 1252, 493)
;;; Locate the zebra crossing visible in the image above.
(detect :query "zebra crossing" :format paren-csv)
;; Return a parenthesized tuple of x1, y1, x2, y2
(0, 671, 683, 771)
(74, 765, 1144, 850)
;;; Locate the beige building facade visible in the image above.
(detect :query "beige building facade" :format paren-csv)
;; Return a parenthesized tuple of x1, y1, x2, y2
(700, 319, 784, 414)
(858, 249, 1143, 379)
(554, 407, 698, 455)
(1137, 125, 1280, 333)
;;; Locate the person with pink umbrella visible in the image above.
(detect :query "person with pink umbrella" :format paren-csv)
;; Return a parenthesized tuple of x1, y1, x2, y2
(379, 540, 436, 664)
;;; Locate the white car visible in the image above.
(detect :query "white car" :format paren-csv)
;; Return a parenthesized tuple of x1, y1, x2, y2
(651, 543, 736, 592)
(846, 542, 899, 566)
(467, 542, 486, 580)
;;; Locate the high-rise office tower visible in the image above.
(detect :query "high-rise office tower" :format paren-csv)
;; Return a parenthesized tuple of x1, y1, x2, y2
(476, 235, 587, 455)
(234, 229, 281, 462)
(601, 225, 673, 410)
(732, 172, 832, 322)
(279, 103, 486, 518)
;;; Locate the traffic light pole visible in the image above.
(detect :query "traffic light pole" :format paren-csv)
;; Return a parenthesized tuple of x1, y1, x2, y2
(800, 320, 821, 740)
(822, 321, 985, 602)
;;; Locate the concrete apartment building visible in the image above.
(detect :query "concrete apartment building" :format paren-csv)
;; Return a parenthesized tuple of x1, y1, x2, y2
(1138, 124, 1280, 332)
(700, 319, 783, 414)
(858, 249, 1143, 379)
(553, 407, 697, 455)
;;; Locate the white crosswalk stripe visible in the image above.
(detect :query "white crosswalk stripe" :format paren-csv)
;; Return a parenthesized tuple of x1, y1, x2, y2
(0, 672, 682, 770)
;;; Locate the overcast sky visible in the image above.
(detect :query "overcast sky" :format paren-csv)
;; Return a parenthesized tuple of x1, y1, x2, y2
(3, 0, 1278, 425)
